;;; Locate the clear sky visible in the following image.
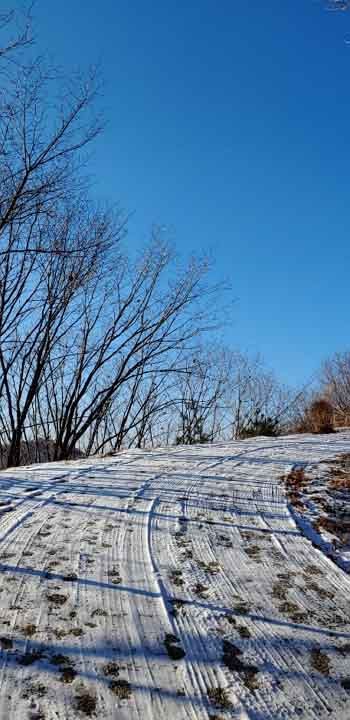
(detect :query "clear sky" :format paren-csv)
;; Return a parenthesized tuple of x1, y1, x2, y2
(33, 0, 350, 388)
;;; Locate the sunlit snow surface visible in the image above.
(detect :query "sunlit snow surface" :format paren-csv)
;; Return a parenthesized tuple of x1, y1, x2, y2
(0, 434, 349, 718)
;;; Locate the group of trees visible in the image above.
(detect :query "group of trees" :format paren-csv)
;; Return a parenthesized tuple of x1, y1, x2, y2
(281, 353, 350, 435)
(0, 9, 348, 468)
(0, 10, 227, 466)
(0, 10, 290, 465)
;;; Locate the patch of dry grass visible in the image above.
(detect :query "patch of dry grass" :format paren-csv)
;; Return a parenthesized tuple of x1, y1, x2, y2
(278, 600, 303, 623)
(222, 639, 259, 689)
(237, 625, 251, 639)
(169, 569, 184, 587)
(46, 593, 68, 607)
(60, 666, 77, 683)
(75, 689, 97, 716)
(193, 582, 209, 597)
(233, 600, 250, 615)
(244, 545, 261, 561)
(22, 623, 37, 637)
(110, 678, 132, 700)
(103, 662, 120, 678)
(21, 682, 47, 699)
(311, 648, 331, 676)
(198, 561, 221, 575)
(207, 686, 232, 709)
(272, 582, 288, 602)
(304, 564, 322, 576)
(305, 580, 334, 600)
(313, 515, 350, 541)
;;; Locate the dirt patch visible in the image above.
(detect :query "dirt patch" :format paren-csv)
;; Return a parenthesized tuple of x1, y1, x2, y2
(109, 567, 122, 584)
(170, 598, 188, 617)
(169, 569, 184, 587)
(272, 582, 288, 601)
(217, 534, 233, 548)
(289, 611, 310, 625)
(270, 549, 285, 563)
(304, 564, 322, 576)
(91, 608, 107, 618)
(182, 548, 193, 560)
(164, 633, 186, 660)
(305, 580, 334, 600)
(226, 614, 237, 626)
(110, 678, 132, 700)
(193, 582, 209, 597)
(283, 467, 309, 491)
(70, 627, 84, 637)
(278, 600, 301, 619)
(61, 666, 77, 683)
(328, 454, 350, 490)
(282, 467, 310, 512)
(330, 475, 350, 491)
(47, 593, 67, 607)
(22, 623, 37, 637)
(62, 572, 78, 581)
(207, 686, 232, 709)
(313, 515, 350, 541)
(311, 648, 331, 676)
(21, 682, 47, 699)
(244, 545, 261, 561)
(243, 670, 260, 691)
(285, 456, 350, 565)
(233, 600, 250, 616)
(53, 628, 68, 639)
(103, 662, 120, 678)
(237, 625, 251, 639)
(199, 561, 221, 575)
(75, 688, 97, 716)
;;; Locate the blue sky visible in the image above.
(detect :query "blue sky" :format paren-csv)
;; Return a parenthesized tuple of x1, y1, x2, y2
(33, 0, 350, 387)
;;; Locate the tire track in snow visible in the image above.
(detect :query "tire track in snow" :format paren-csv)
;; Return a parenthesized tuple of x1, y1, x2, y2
(150, 440, 350, 719)
(0, 438, 349, 717)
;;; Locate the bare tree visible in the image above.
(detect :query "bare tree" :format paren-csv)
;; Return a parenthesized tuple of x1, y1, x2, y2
(224, 353, 287, 439)
(0, 11, 125, 466)
(0, 11, 228, 465)
(321, 352, 350, 426)
(172, 350, 227, 445)
(0, 8, 32, 65)
(37, 239, 221, 459)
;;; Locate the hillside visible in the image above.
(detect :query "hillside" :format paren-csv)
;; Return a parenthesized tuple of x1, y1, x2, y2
(0, 434, 349, 719)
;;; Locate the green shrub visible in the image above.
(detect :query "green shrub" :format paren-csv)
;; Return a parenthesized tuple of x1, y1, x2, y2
(239, 410, 279, 439)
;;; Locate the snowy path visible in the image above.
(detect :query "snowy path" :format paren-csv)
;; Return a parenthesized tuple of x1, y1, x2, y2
(0, 435, 349, 719)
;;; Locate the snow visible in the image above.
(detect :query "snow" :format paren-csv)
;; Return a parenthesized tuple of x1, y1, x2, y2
(0, 434, 349, 718)
(283, 445, 350, 573)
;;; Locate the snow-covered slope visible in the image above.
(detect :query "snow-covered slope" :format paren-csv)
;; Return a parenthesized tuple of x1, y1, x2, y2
(0, 433, 349, 719)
